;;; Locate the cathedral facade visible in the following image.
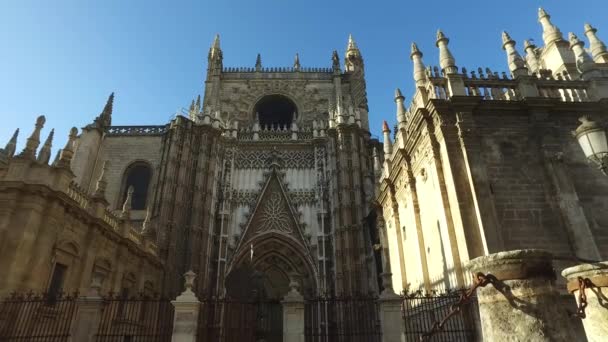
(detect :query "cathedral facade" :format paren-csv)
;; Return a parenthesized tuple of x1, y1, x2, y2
(1, 7, 608, 310)
(0, 34, 382, 299)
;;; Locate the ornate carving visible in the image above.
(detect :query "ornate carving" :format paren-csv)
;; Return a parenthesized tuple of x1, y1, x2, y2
(234, 150, 314, 169)
(257, 193, 291, 233)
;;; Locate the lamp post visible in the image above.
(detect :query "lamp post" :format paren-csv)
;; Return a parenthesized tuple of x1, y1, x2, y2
(574, 116, 608, 175)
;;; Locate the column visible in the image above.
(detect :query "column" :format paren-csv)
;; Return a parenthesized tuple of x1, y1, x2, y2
(562, 262, 608, 342)
(171, 271, 200, 342)
(282, 280, 305, 342)
(467, 249, 575, 341)
(70, 274, 105, 342)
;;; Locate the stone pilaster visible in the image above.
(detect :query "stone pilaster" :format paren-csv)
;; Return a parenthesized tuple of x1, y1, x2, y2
(171, 271, 200, 342)
(562, 262, 608, 342)
(282, 280, 305, 342)
(467, 249, 575, 341)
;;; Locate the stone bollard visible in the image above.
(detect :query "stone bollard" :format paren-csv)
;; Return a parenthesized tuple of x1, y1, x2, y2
(466, 249, 575, 341)
(70, 274, 105, 342)
(171, 271, 200, 342)
(282, 280, 305, 342)
(562, 261, 608, 342)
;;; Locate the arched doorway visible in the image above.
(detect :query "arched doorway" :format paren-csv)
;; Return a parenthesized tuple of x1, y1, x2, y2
(223, 234, 317, 342)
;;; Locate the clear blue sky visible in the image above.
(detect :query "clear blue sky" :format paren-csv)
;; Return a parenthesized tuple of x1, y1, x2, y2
(1, 0, 607, 152)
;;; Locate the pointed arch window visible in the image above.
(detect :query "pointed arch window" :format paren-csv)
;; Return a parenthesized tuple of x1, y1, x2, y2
(120, 162, 152, 210)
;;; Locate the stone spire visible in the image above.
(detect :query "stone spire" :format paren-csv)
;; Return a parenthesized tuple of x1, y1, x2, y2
(255, 53, 262, 71)
(524, 40, 540, 73)
(56, 127, 78, 169)
(121, 185, 134, 219)
(394, 88, 407, 125)
(19, 115, 45, 160)
(382, 121, 393, 155)
(36, 128, 54, 164)
(92, 160, 109, 200)
(4, 128, 19, 158)
(569, 32, 597, 75)
(207, 34, 223, 73)
(538, 7, 564, 45)
(345, 34, 363, 72)
(502, 31, 527, 77)
(410, 43, 428, 86)
(291, 53, 301, 71)
(436, 30, 458, 75)
(584, 23, 608, 63)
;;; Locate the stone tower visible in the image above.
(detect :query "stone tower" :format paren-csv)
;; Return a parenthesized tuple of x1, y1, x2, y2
(70, 35, 381, 298)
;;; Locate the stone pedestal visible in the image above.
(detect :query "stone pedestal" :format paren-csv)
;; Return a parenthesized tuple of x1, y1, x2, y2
(562, 262, 608, 342)
(171, 271, 200, 342)
(466, 249, 575, 341)
(378, 291, 405, 342)
(282, 280, 305, 342)
(70, 296, 104, 342)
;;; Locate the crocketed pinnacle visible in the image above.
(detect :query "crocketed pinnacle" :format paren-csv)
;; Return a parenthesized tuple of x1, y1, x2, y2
(410, 42, 427, 85)
(4, 128, 19, 158)
(436, 30, 457, 75)
(56, 127, 78, 169)
(19, 115, 45, 160)
(93, 160, 109, 199)
(293, 53, 301, 70)
(37, 128, 54, 164)
(382, 120, 393, 155)
(332, 50, 340, 70)
(347, 34, 359, 51)
(255, 53, 262, 70)
(86, 93, 114, 130)
(584, 23, 608, 63)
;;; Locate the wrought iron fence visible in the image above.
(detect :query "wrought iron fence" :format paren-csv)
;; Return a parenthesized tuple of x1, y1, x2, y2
(305, 294, 382, 342)
(402, 290, 479, 342)
(0, 291, 78, 341)
(197, 297, 282, 342)
(95, 293, 174, 342)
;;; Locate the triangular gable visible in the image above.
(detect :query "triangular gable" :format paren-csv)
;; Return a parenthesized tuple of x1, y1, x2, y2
(232, 168, 311, 258)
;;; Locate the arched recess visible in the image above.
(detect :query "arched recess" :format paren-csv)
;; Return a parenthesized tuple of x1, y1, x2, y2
(118, 161, 153, 210)
(226, 232, 317, 300)
(252, 94, 298, 128)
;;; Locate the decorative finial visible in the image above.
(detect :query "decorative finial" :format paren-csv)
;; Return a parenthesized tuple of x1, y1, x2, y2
(141, 207, 155, 238)
(382, 120, 390, 132)
(347, 34, 358, 50)
(212, 34, 220, 49)
(394, 89, 407, 125)
(436, 30, 457, 74)
(293, 53, 301, 70)
(36, 128, 54, 164)
(255, 53, 262, 71)
(121, 185, 134, 218)
(410, 42, 427, 85)
(584, 23, 608, 63)
(538, 7, 563, 45)
(569, 32, 597, 75)
(4, 128, 19, 158)
(345, 34, 362, 72)
(56, 127, 78, 169)
(19, 115, 46, 160)
(93, 160, 109, 199)
(501, 31, 527, 76)
(183, 270, 196, 291)
(523, 39, 540, 73)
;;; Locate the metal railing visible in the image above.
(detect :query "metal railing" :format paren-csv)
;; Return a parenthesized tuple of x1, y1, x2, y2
(305, 294, 382, 342)
(0, 291, 78, 341)
(197, 297, 283, 342)
(95, 293, 174, 342)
